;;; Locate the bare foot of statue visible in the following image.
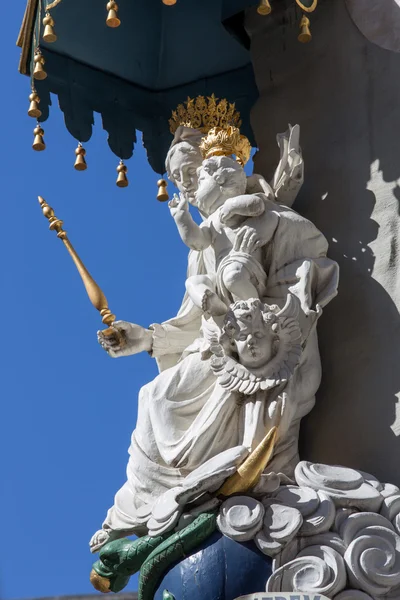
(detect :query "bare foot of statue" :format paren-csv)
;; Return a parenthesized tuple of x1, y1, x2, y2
(202, 289, 228, 316)
(89, 529, 125, 553)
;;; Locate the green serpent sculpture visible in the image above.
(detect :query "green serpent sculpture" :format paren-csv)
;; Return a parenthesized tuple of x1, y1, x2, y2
(138, 511, 217, 600)
(91, 510, 217, 600)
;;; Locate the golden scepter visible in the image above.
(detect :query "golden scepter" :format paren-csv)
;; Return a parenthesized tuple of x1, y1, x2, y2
(38, 196, 121, 341)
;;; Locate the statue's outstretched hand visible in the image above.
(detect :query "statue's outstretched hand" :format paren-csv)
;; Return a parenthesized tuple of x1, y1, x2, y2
(98, 321, 153, 358)
(168, 193, 188, 219)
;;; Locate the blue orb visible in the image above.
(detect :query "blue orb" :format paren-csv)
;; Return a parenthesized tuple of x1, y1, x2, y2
(154, 531, 273, 600)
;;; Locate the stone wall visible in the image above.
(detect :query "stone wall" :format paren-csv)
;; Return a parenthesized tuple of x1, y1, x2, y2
(246, 0, 400, 484)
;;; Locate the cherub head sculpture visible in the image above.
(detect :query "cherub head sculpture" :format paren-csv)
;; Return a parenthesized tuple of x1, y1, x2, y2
(202, 295, 302, 395)
(195, 155, 247, 216)
(165, 126, 203, 204)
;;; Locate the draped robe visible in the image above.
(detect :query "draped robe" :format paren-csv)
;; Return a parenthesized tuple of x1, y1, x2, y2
(102, 195, 339, 536)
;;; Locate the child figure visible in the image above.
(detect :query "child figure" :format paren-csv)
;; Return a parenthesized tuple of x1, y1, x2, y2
(169, 155, 279, 316)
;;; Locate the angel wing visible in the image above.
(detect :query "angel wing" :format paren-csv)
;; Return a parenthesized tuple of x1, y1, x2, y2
(271, 124, 304, 207)
(276, 293, 300, 320)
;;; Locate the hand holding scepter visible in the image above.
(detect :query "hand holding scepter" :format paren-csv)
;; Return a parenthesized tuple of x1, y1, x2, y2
(38, 195, 125, 346)
(38, 196, 154, 356)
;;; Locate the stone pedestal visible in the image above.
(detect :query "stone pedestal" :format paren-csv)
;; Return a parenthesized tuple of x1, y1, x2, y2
(246, 0, 400, 484)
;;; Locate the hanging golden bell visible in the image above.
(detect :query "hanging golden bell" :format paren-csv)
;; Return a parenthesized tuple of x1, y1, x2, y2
(298, 15, 312, 43)
(162, 0, 177, 5)
(43, 13, 57, 43)
(33, 124, 46, 151)
(28, 91, 42, 118)
(106, 1, 121, 27)
(116, 160, 128, 187)
(157, 179, 169, 202)
(74, 143, 87, 171)
(257, 0, 272, 15)
(33, 52, 47, 80)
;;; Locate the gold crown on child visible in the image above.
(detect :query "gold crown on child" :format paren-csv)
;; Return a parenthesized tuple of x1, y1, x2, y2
(169, 95, 252, 167)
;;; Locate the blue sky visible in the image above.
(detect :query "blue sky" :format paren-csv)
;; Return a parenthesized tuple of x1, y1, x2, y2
(2, 4, 189, 598)
(2, 5, 256, 599)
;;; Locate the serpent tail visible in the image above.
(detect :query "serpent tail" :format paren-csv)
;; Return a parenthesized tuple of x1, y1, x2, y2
(138, 511, 217, 600)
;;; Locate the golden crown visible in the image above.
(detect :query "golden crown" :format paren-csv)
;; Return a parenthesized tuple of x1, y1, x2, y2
(169, 95, 251, 166)
(199, 126, 251, 167)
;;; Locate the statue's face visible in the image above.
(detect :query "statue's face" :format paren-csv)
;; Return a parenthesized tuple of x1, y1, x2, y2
(195, 156, 246, 216)
(167, 142, 202, 204)
(233, 312, 274, 369)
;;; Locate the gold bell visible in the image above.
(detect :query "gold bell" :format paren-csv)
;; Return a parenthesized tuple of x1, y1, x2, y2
(116, 160, 128, 187)
(28, 90, 42, 118)
(33, 124, 46, 151)
(33, 51, 47, 80)
(106, 1, 121, 27)
(298, 15, 312, 43)
(257, 0, 272, 15)
(74, 143, 87, 171)
(43, 13, 57, 43)
(157, 179, 169, 202)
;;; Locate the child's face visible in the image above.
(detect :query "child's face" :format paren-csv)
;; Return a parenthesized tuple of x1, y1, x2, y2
(195, 158, 227, 215)
(195, 156, 245, 215)
(233, 313, 274, 369)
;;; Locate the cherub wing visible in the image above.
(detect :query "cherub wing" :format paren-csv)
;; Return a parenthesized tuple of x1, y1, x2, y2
(201, 315, 220, 346)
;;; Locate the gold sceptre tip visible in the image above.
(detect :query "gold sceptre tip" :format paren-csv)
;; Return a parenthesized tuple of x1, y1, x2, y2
(217, 426, 277, 497)
(38, 196, 121, 341)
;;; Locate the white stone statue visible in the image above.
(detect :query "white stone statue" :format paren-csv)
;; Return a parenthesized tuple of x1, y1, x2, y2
(169, 155, 279, 316)
(91, 119, 339, 553)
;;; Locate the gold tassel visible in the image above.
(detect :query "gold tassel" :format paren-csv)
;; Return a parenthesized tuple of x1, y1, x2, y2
(33, 51, 47, 80)
(33, 124, 46, 151)
(257, 0, 272, 15)
(28, 90, 42, 118)
(157, 179, 169, 202)
(74, 143, 87, 171)
(116, 160, 128, 187)
(106, 1, 121, 27)
(43, 13, 57, 43)
(162, 0, 177, 5)
(298, 15, 312, 43)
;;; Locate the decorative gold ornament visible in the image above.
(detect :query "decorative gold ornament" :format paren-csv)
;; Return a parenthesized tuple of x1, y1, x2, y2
(157, 179, 169, 202)
(162, 0, 177, 4)
(169, 94, 242, 135)
(32, 124, 46, 151)
(90, 569, 110, 594)
(199, 125, 251, 167)
(43, 13, 57, 43)
(28, 90, 42, 118)
(295, 0, 318, 12)
(116, 160, 128, 187)
(74, 143, 87, 171)
(33, 51, 47, 80)
(38, 196, 122, 342)
(106, 1, 120, 27)
(217, 427, 277, 497)
(298, 15, 312, 43)
(257, 0, 272, 15)
(170, 95, 251, 166)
